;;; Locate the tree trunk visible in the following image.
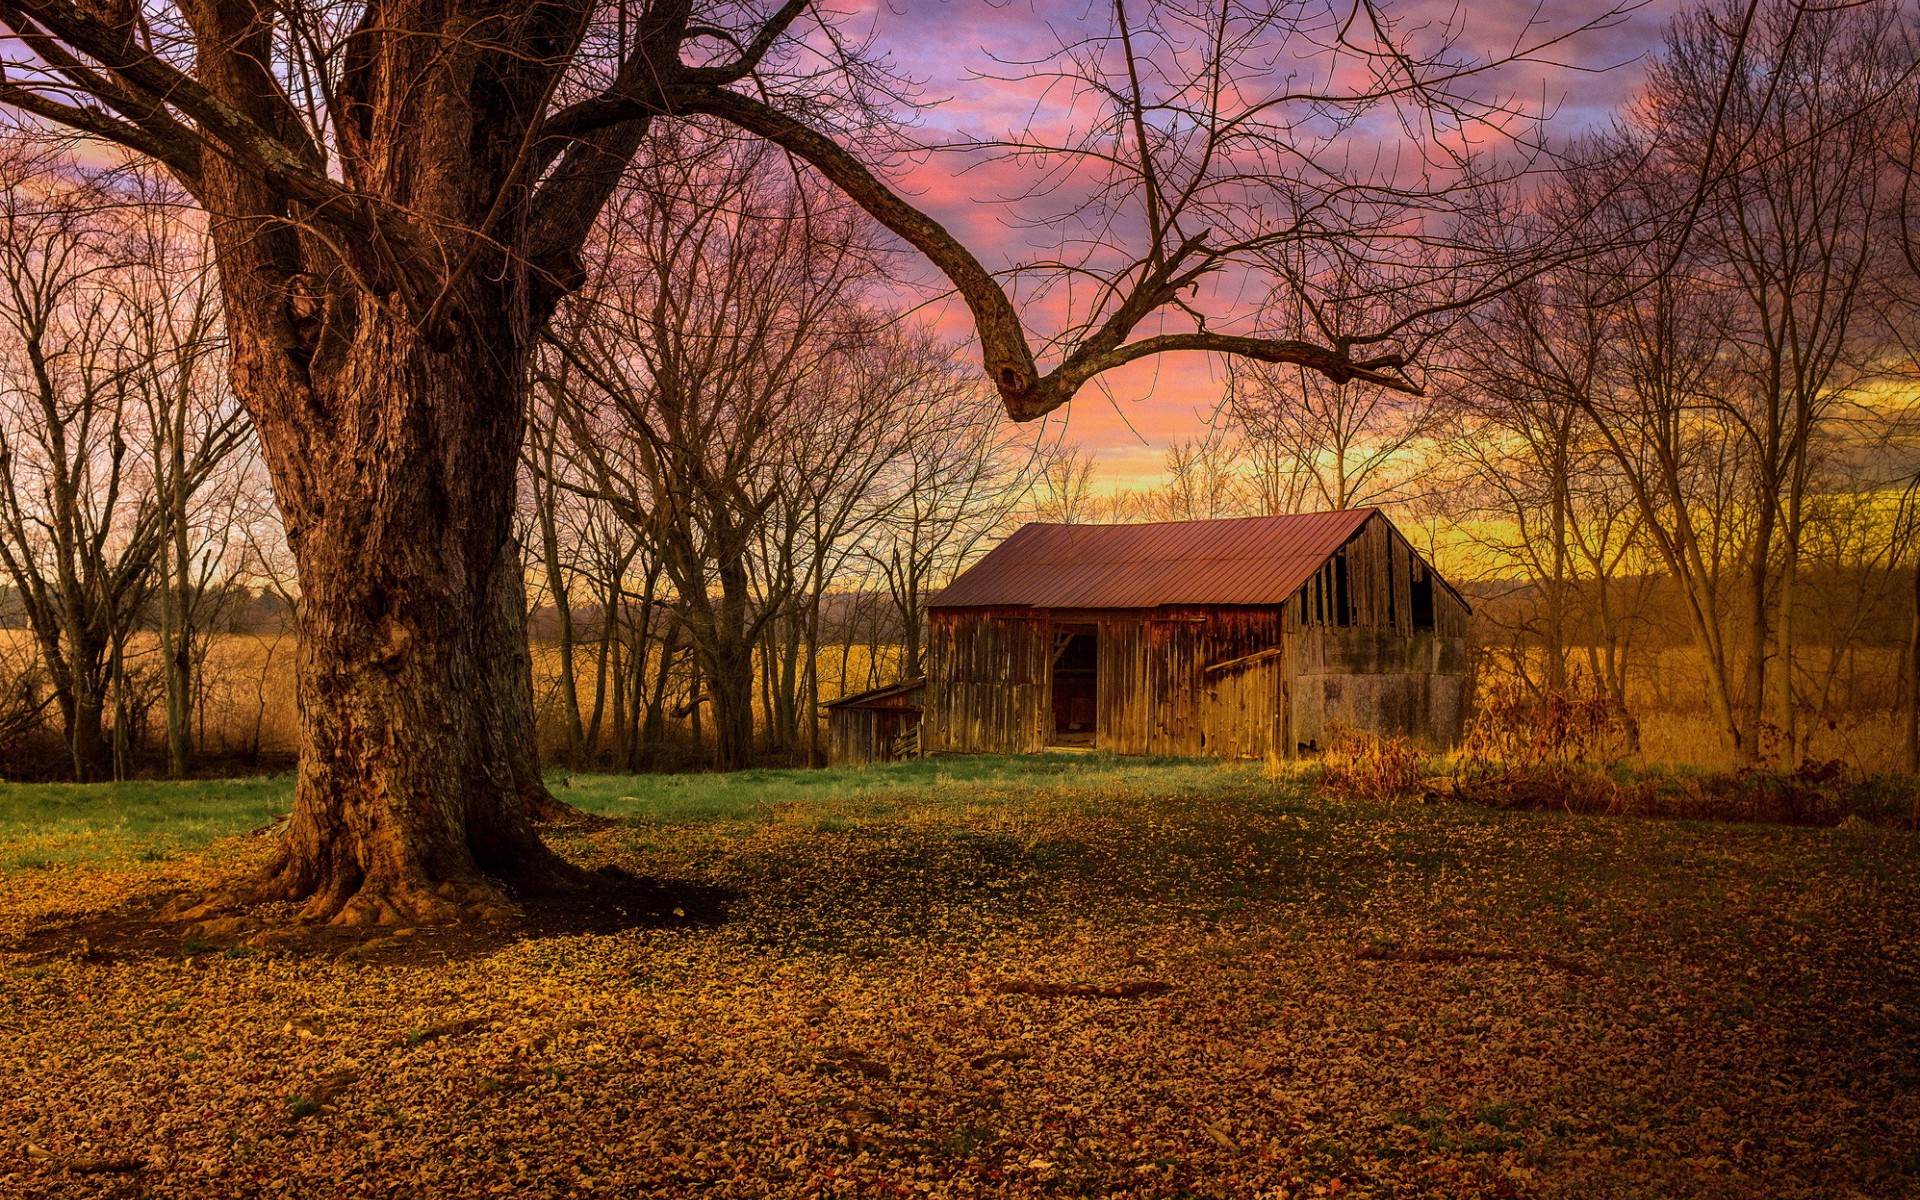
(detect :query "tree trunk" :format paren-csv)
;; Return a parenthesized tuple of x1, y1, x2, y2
(165, 623, 194, 778)
(223, 286, 580, 923)
(706, 639, 757, 771)
(610, 606, 631, 770)
(804, 583, 825, 767)
(1545, 465, 1570, 694)
(586, 569, 616, 760)
(1774, 516, 1800, 757)
(1907, 556, 1919, 776)
(533, 453, 584, 765)
(702, 558, 759, 771)
(1742, 496, 1775, 748)
(67, 692, 110, 784)
(160, 419, 196, 779)
(689, 657, 704, 748)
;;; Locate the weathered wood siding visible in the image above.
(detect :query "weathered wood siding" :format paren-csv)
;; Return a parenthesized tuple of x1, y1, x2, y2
(927, 606, 1289, 757)
(1285, 514, 1470, 749)
(827, 704, 921, 766)
(1201, 652, 1289, 759)
(924, 609, 1050, 753)
(1096, 608, 1288, 756)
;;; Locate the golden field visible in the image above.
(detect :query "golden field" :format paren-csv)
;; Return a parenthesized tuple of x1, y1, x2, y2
(1, 630, 1905, 772)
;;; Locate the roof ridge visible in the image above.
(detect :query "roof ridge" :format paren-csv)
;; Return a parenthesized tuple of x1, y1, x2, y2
(1018, 508, 1375, 532)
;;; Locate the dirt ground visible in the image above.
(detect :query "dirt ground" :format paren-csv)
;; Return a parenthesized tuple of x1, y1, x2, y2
(2, 771, 1916, 1199)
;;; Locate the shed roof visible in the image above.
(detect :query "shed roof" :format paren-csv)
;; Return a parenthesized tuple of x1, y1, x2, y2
(823, 678, 927, 710)
(929, 510, 1379, 610)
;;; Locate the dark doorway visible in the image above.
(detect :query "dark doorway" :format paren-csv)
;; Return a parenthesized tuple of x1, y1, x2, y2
(1050, 629, 1098, 746)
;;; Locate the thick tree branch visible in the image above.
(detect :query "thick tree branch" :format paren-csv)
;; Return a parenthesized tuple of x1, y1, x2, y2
(669, 82, 1418, 419)
(664, 81, 1043, 413)
(677, 0, 810, 86)
(0, 77, 201, 181)
(539, 0, 810, 145)
(526, 2, 697, 292)
(4, 0, 334, 200)
(1057, 332, 1413, 396)
(1, 9, 205, 159)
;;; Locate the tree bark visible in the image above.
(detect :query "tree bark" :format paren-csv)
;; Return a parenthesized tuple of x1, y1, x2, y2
(1742, 493, 1775, 750)
(159, 407, 196, 779)
(706, 640, 757, 772)
(160, 0, 611, 923)
(702, 566, 759, 771)
(244, 374, 579, 921)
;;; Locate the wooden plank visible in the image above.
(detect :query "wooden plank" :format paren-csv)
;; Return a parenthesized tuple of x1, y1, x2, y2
(1203, 645, 1286, 677)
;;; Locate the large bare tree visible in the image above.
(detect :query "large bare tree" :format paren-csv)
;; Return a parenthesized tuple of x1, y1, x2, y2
(0, 0, 1624, 922)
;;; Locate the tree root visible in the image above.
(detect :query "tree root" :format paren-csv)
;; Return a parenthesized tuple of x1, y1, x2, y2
(521, 786, 606, 827)
(164, 843, 593, 929)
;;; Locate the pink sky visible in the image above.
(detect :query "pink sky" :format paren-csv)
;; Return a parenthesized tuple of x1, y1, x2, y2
(850, 0, 1683, 482)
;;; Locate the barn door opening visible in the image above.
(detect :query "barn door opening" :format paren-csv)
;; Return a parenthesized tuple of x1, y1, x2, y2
(1050, 626, 1099, 747)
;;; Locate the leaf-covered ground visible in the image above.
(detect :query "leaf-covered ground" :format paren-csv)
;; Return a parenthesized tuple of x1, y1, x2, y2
(1, 757, 1916, 1198)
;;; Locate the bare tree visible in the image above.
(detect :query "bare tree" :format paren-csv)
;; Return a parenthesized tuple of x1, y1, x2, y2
(1140, 436, 1250, 521)
(1462, 134, 1760, 755)
(867, 349, 1038, 681)
(1228, 364, 1434, 512)
(549, 136, 883, 770)
(523, 367, 590, 767)
(780, 326, 1012, 756)
(1029, 445, 1104, 525)
(117, 172, 244, 777)
(1883, 28, 1920, 771)
(1450, 276, 1648, 721)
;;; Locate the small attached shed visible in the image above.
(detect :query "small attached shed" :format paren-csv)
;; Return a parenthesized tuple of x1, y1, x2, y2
(923, 510, 1469, 759)
(824, 678, 926, 765)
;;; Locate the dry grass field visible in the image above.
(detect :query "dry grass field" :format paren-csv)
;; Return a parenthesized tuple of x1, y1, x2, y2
(6, 629, 1900, 773)
(1, 757, 1916, 1199)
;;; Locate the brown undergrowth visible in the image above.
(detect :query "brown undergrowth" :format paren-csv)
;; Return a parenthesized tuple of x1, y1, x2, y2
(1316, 680, 1918, 829)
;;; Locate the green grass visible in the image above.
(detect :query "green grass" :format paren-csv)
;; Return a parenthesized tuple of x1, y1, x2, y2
(0, 775, 293, 869)
(0, 755, 1254, 869)
(556, 752, 1258, 823)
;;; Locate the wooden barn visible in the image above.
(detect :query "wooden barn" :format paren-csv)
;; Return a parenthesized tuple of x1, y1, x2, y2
(921, 509, 1469, 759)
(823, 678, 927, 766)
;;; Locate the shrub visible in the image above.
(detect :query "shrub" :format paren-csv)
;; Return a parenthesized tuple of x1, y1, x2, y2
(0, 649, 53, 780)
(1319, 726, 1425, 802)
(1442, 754, 1912, 828)
(1443, 673, 1915, 827)
(1462, 674, 1635, 772)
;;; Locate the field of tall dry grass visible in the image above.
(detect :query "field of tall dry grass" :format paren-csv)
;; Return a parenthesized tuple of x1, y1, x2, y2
(2, 630, 1904, 772)
(1544, 644, 1906, 773)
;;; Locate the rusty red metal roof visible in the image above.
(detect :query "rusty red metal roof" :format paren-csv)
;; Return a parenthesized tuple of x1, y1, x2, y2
(823, 678, 926, 709)
(929, 510, 1379, 609)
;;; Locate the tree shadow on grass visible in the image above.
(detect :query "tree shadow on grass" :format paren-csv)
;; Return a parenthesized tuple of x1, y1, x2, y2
(15, 868, 733, 966)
